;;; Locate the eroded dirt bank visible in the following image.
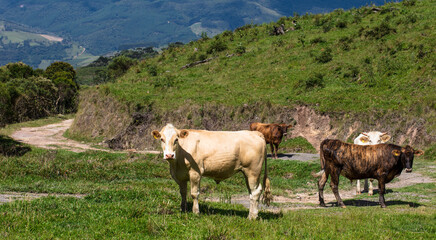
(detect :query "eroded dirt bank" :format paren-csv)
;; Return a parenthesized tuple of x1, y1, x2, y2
(69, 90, 435, 152)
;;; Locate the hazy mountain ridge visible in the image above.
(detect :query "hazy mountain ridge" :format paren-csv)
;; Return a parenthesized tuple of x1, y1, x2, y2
(0, 0, 386, 56)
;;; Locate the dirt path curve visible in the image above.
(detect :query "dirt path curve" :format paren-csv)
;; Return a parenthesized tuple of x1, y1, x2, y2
(10, 119, 158, 154)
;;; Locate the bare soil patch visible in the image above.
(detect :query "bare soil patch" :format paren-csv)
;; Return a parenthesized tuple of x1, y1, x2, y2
(0, 192, 85, 205)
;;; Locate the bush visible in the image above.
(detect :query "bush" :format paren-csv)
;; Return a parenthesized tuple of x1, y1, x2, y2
(153, 75, 175, 88)
(310, 37, 326, 45)
(45, 62, 76, 81)
(4, 62, 35, 79)
(235, 43, 246, 55)
(304, 73, 325, 89)
(206, 39, 228, 54)
(315, 48, 333, 63)
(108, 56, 136, 78)
(336, 20, 347, 29)
(364, 22, 396, 40)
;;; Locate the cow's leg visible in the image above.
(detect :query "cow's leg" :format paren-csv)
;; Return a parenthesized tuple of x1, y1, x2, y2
(269, 143, 275, 159)
(368, 179, 374, 196)
(179, 181, 188, 212)
(274, 143, 279, 159)
(245, 174, 262, 220)
(189, 171, 201, 214)
(378, 178, 386, 208)
(330, 169, 345, 208)
(356, 179, 361, 194)
(318, 170, 329, 207)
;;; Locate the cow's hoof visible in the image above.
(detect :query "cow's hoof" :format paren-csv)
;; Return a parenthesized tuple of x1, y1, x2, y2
(380, 204, 386, 208)
(356, 191, 361, 195)
(339, 203, 346, 208)
(368, 192, 373, 196)
(320, 203, 326, 207)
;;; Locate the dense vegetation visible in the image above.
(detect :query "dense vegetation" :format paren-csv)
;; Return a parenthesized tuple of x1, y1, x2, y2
(94, 0, 434, 131)
(0, 62, 78, 127)
(0, 0, 385, 55)
(76, 47, 159, 85)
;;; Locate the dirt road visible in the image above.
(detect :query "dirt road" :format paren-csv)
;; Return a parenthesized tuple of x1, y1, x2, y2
(10, 119, 158, 154)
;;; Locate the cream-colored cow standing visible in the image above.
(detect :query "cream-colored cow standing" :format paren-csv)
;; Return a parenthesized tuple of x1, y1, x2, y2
(354, 131, 391, 195)
(152, 124, 271, 220)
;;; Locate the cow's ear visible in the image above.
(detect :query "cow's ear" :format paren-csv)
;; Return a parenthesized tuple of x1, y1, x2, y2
(392, 150, 401, 157)
(360, 136, 370, 143)
(414, 150, 424, 156)
(179, 130, 189, 138)
(152, 130, 161, 140)
(380, 134, 391, 143)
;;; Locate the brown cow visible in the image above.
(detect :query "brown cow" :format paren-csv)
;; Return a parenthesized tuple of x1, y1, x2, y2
(314, 139, 423, 208)
(250, 122, 293, 159)
(152, 124, 271, 219)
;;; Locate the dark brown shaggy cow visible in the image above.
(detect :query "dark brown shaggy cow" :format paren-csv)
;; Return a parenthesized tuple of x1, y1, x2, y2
(314, 139, 423, 208)
(250, 122, 293, 159)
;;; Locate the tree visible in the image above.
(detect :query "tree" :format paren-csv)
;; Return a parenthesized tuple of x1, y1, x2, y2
(45, 61, 76, 81)
(108, 56, 136, 78)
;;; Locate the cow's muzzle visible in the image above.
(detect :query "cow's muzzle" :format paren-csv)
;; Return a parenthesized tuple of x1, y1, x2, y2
(164, 153, 175, 160)
(406, 168, 413, 173)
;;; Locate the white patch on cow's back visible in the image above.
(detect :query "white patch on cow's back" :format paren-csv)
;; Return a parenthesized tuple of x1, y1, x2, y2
(354, 131, 385, 145)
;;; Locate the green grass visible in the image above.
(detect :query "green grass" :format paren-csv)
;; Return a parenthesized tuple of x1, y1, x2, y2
(94, 0, 435, 130)
(0, 145, 434, 239)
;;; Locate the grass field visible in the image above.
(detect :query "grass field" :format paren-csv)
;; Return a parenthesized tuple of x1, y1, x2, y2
(0, 139, 434, 239)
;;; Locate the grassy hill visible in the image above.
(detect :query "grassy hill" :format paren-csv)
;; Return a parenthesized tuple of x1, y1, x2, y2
(0, 0, 386, 55)
(0, 21, 97, 68)
(70, 0, 436, 151)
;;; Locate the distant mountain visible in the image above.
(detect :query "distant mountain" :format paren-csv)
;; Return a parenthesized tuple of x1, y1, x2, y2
(0, 0, 386, 57)
(0, 20, 97, 68)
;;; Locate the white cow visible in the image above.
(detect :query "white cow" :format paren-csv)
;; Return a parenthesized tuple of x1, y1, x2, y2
(152, 124, 272, 220)
(354, 131, 391, 195)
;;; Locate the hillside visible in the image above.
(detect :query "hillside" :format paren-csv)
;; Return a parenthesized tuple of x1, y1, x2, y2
(0, 0, 385, 55)
(0, 21, 97, 68)
(70, 0, 436, 152)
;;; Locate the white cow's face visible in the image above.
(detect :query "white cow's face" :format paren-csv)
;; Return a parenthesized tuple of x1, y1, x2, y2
(152, 124, 188, 160)
(355, 131, 391, 145)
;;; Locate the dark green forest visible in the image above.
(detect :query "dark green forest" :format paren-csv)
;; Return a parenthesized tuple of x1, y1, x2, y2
(0, 62, 78, 127)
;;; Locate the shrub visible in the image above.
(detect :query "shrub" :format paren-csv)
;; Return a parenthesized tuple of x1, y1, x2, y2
(402, 0, 417, 6)
(206, 39, 227, 54)
(364, 21, 396, 39)
(108, 56, 136, 78)
(235, 43, 246, 55)
(310, 37, 326, 45)
(146, 64, 158, 76)
(336, 20, 347, 29)
(153, 75, 175, 88)
(315, 48, 333, 63)
(45, 62, 76, 81)
(304, 73, 325, 89)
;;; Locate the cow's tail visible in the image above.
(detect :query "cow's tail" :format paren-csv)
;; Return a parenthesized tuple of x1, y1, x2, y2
(262, 149, 272, 206)
(312, 140, 326, 178)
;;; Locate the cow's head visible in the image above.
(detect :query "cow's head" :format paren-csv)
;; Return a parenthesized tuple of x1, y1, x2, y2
(357, 131, 391, 145)
(279, 124, 293, 136)
(151, 124, 189, 160)
(392, 145, 424, 173)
